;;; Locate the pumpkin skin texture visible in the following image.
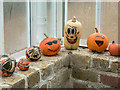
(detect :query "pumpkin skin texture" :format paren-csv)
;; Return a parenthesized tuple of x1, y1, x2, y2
(40, 34, 61, 56)
(0, 55, 16, 77)
(25, 46, 41, 62)
(87, 28, 109, 53)
(64, 16, 82, 50)
(17, 58, 29, 71)
(109, 41, 120, 56)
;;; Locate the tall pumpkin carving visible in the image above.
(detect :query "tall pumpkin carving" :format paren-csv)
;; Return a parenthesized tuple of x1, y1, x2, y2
(64, 16, 82, 50)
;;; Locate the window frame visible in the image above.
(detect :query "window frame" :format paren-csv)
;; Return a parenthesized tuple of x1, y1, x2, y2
(0, 0, 118, 61)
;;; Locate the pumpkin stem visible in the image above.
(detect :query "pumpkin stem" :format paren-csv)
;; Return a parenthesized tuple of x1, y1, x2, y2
(44, 33, 49, 38)
(112, 41, 115, 44)
(95, 28, 99, 33)
(72, 16, 76, 22)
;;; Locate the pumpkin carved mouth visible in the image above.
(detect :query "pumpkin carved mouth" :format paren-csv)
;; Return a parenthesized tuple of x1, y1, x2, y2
(66, 37, 77, 44)
(95, 40, 104, 47)
(48, 46, 60, 52)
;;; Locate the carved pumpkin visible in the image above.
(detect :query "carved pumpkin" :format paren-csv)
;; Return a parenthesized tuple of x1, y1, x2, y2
(64, 16, 82, 50)
(40, 33, 61, 56)
(87, 28, 109, 53)
(25, 46, 41, 62)
(0, 55, 16, 77)
(108, 41, 120, 56)
(17, 58, 29, 71)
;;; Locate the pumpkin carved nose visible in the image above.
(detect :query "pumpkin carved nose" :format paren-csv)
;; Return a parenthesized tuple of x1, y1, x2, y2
(71, 36, 73, 38)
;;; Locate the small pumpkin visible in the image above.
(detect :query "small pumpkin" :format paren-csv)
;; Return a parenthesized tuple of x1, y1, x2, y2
(87, 28, 109, 53)
(64, 16, 82, 50)
(108, 41, 120, 56)
(25, 46, 41, 62)
(0, 55, 16, 77)
(40, 33, 61, 56)
(17, 58, 29, 71)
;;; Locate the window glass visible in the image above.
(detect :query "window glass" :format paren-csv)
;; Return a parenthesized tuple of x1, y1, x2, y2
(4, 2, 29, 54)
(31, 2, 57, 45)
(102, 2, 119, 44)
(68, 2, 96, 46)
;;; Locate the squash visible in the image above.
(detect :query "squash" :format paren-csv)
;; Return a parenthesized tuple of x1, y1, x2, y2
(25, 46, 41, 62)
(40, 33, 61, 56)
(64, 16, 82, 50)
(17, 58, 29, 71)
(108, 41, 120, 56)
(87, 28, 109, 53)
(0, 55, 16, 77)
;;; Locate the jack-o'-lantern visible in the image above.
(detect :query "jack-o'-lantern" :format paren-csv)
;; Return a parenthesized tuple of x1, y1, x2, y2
(17, 58, 29, 71)
(87, 28, 109, 53)
(0, 55, 16, 77)
(25, 46, 41, 62)
(40, 33, 61, 56)
(109, 41, 120, 56)
(64, 16, 82, 50)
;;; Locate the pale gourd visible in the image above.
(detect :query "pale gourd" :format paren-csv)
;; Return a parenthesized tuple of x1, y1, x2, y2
(64, 16, 82, 50)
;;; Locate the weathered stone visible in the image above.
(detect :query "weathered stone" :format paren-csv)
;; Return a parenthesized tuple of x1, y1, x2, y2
(110, 57, 120, 73)
(29, 60, 53, 80)
(40, 84, 47, 88)
(71, 54, 90, 68)
(72, 68, 98, 82)
(49, 68, 70, 88)
(92, 54, 110, 71)
(73, 82, 88, 88)
(0, 75, 25, 88)
(15, 68, 40, 88)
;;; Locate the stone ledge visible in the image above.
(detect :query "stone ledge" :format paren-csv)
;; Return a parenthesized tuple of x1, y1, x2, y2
(0, 47, 119, 89)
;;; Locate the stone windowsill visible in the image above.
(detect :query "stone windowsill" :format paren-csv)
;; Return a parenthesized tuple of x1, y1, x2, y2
(0, 47, 119, 89)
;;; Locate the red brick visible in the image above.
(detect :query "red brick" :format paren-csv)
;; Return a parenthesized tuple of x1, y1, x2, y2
(100, 74, 120, 88)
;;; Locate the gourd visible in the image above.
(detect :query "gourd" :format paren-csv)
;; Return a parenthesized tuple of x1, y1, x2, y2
(108, 41, 120, 56)
(87, 28, 109, 53)
(64, 16, 82, 50)
(25, 46, 41, 62)
(0, 55, 16, 77)
(40, 33, 61, 56)
(17, 58, 29, 71)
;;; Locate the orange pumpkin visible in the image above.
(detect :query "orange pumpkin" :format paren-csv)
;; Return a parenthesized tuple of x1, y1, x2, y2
(87, 28, 109, 53)
(40, 33, 61, 56)
(108, 41, 120, 56)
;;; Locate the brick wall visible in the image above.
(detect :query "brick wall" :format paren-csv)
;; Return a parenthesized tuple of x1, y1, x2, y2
(0, 47, 119, 89)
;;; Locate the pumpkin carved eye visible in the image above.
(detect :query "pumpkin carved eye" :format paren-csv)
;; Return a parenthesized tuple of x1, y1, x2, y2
(72, 28, 76, 34)
(52, 40, 57, 44)
(67, 28, 71, 34)
(46, 42, 52, 45)
(45, 40, 58, 45)
(101, 36, 104, 39)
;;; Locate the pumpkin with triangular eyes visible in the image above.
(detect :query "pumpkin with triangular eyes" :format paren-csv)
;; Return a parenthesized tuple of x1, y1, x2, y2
(87, 28, 109, 53)
(40, 34, 61, 56)
(64, 16, 82, 50)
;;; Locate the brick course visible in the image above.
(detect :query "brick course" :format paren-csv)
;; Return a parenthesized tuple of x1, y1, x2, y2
(100, 74, 120, 88)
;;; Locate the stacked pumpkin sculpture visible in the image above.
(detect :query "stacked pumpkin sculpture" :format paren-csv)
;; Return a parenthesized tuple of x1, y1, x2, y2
(64, 16, 82, 50)
(40, 33, 61, 56)
(109, 41, 120, 56)
(0, 55, 16, 77)
(87, 28, 109, 53)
